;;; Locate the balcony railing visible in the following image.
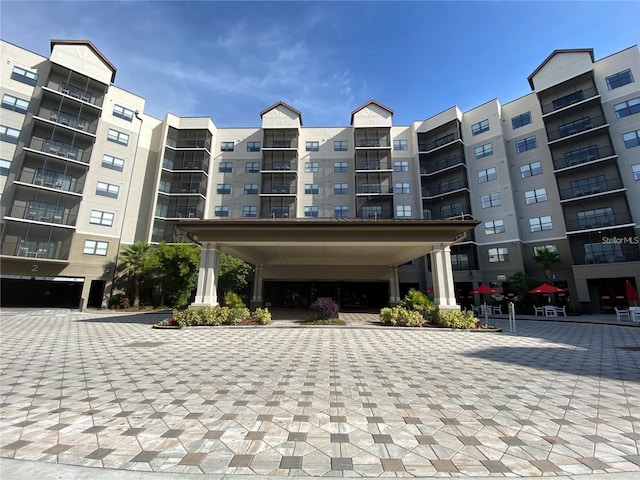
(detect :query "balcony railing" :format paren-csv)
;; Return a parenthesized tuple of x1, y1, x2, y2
(157, 208, 202, 219)
(162, 158, 208, 171)
(356, 185, 393, 194)
(44, 79, 104, 108)
(17, 168, 85, 194)
(565, 211, 633, 232)
(263, 140, 298, 149)
(541, 86, 599, 115)
(260, 208, 293, 218)
(358, 209, 393, 219)
(421, 181, 468, 198)
(35, 107, 95, 134)
(261, 185, 296, 195)
(261, 161, 296, 171)
(418, 132, 461, 152)
(8, 204, 77, 227)
(558, 177, 624, 200)
(547, 115, 607, 142)
(355, 139, 390, 148)
(355, 161, 392, 171)
(552, 144, 616, 170)
(1, 237, 71, 260)
(420, 155, 465, 174)
(26, 137, 90, 164)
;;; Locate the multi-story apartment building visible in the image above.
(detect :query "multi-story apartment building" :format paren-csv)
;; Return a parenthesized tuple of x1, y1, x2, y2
(1, 39, 639, 313)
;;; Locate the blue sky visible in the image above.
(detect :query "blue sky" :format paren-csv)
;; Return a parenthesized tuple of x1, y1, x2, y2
(2, 1, 639, 126)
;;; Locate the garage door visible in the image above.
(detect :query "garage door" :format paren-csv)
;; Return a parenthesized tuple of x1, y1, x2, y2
(1, 278, 83, 308)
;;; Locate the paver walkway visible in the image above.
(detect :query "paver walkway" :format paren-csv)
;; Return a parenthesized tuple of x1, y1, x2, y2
(1, 308, 639, 478)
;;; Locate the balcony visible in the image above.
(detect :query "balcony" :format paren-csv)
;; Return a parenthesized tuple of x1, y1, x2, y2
(355, 161, 392, 171)
(260, 184, 296, 195)
(8, 203, 77, 227)
(42, 79, 104, 109)
(25, 137, 90, 164)
(1, 222, 73, 261)
(157, 208, 202, 219)
(16, 167, 85, 195)
(421, 181, 468, 198)
(162, 158, 208, 172)
(34, 107, 96, 135)
(261, 161, 296, 171)
(552, 144, 616, 171)
(263, 140, 298, 149)
(418, 132, 462, 152)
(356, 185, 393, 195)
(541, 86, 600, 115)
(420, 154, 465, 175)
(565, 212, 633, 233)
(547, 115, 607, 143)
(558, 177, 625, 201)
(260, 207, 293, 218)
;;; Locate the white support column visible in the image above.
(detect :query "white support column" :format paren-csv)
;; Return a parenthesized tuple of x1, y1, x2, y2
(192, 242, 220, 307)
(250, 265, 264, 309)
(389, 266, 401, 304)
(431, 244, 459, 310)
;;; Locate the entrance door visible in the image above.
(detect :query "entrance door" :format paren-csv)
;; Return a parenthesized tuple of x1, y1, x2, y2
(87, 280, 106, 308)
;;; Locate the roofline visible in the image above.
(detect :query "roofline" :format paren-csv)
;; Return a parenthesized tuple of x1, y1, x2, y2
(259, 101, 303, 126)
(50, 39, 117, 83)
(351, 100, 394, 125)
(527, 48, 594, 90)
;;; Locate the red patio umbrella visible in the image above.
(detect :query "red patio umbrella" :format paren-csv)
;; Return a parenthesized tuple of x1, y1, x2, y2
(626, 280, 638, 306)
(528, 283, 566, 294)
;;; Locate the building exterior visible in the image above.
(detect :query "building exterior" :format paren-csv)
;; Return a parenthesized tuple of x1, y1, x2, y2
(1, 39, 639, 312)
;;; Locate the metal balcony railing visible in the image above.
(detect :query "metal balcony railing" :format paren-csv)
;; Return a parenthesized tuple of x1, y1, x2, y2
(26, 137, 90, 164)
(355, 161, 392, 171)
(17, 168, 85, 194)
(552, 144, 616, 170)
(261, 162, 296, 171)
(547, 115, 607, 142)
(565, 211, 633, 232)
(420, 155, 465, 174)
(8, 204, 77, 226)
(418, 132, 462, 152)
(558, 177, 624, 200)
(541, 86, 599, 115)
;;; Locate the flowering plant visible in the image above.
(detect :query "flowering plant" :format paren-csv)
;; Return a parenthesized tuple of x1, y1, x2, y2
(153, 318, 180, 328)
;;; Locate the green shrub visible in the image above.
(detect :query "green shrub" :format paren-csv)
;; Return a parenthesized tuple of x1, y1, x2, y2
(400, 288, 434, 317)
(380, 306, 424, 327)
(223, 291, 245, 309)
(310, 298, 340, 320)
(225, 307, 251, 325)
(433, 309, 477, 329)
(252, 307, 271, 325)
(173, 306, 203, 326)
(172, 305, 251, 326)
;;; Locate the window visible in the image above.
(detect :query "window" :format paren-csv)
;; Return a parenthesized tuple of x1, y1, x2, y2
(395, 182, 410, 194)
(393, 161, 409, 172)
(614, 97, 640, 118)
(334, 205, 348, 217)
(623, 129, 640, 148)
(451, 253, 470, 270)
(214, 206, 229, 217)
(393, 139, 408, 150)
(245, 162, 259, 173)
(0, 159, 10, 176)
(606, 69, 634, 90)
(474, 143, 493, 159)
(11, 66, 38, 86)
(334, 140, 348, 151)
(306, 141, 319, 152)
(511, 112, 531, 129)
(334, 183, 348, 194)
(488, 247, 509, 263)
(217, 183, 231, 194)
(113, 104, 134, 121)
(362, 206, 382, 219)
(1, 94, 29, 114)
(520, 161, 542, 178)
(529, 216, 553, 232)
(441, 202, 464, 218)
(83, 240, 108, 256)
(516, 136, 537, 153)
(481, 192, 501, 208)
(219, 162, 233, 172)
(304, 206, 319, 217)
(570, 175, 607, 196)
(396, 205, 412, 217)
(247, 141, 260, 152)
(96, 181, 119, 198)
(244, 183, 258, 194)
(525, 188, 547, 204)
(478, 167, 497, 183)
(305, 162, 319, 173)
(90, 210, 114, 226)
(0, 125, 20, 144)
(242, 206, 257, 217)
(471, 119, 489, 135)
(305, 183, 319, 194)
(107, 129, 129, 146)
(334, 161, 348, 172)
(534, 245, 557, 255)
(584, 242, 624, 264)
(484, 219, 505, 235)
(221, 141, 234, 152)
(101, 154, 124, 172)
(578, 207, 614, 229)
(633, 164, 640, 181)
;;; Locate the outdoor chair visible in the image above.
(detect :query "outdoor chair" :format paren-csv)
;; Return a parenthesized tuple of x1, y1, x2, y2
(534, 306, 545, 316)
(615, 307, 631, 322)
(556, 305, 567, 317)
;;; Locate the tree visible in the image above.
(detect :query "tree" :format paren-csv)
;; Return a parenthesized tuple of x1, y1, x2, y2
(118, 241, 152, 308)
(153, 241, 200, 307)
(534, 247, 561, 281)
(218, 253, 253, 298)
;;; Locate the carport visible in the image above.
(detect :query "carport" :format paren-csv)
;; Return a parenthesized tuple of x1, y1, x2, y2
(179, 218, 478, 310)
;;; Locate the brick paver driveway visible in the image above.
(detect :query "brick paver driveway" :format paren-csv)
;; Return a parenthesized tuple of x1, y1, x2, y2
(1, 309, 639, 477)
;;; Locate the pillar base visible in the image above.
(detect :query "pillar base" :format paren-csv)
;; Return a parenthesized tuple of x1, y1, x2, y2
(190, 301, 219, 308)
(250, 300, 263, 310)
(437, 304, 461, 311)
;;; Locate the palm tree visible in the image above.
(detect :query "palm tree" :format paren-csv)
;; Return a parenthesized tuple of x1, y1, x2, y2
(118, 241, 152, 308)
(534, 247, 561, 282)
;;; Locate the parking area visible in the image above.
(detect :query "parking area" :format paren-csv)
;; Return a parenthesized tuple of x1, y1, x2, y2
(1, 308, 639, 478)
